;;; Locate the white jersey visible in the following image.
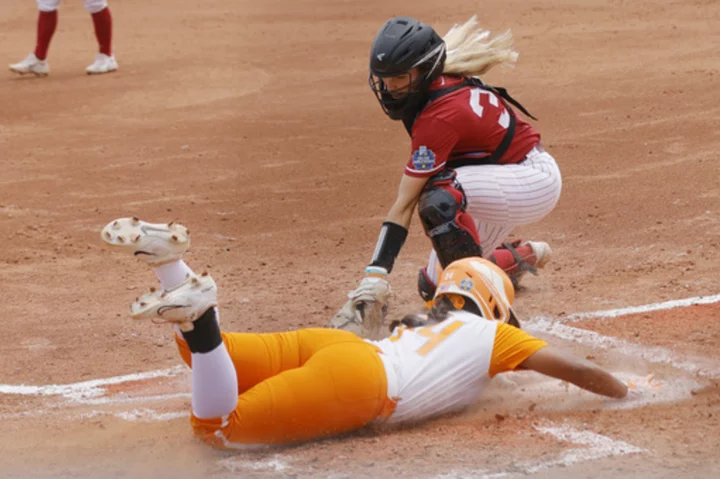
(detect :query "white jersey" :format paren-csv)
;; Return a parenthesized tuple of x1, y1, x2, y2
(369, 310, 498, 424)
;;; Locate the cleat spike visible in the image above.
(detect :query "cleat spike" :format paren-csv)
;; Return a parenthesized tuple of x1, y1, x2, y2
(171, 235, 178, 242)
(186, 228, 190, 235)
(168, 221, 175, 227)
(201, 271, 208, 277)
(104, 231, 112, 240)
(149, 287, 156, 293)
(112, 220, 121, 230)
(139, 302, 147, 307)
(117, 236, 125, 244)
(132, 234, 141, 243)
(131, 217, 140, 225)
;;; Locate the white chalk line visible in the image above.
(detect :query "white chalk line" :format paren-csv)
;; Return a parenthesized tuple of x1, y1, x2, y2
(526, 317, 720, 379)
(0, 365, 186, 400)
(82, 408, 189, 422)
(435, 420, 644, 479)
(564, 293, 720, 322)
(74, 392, 191, 406)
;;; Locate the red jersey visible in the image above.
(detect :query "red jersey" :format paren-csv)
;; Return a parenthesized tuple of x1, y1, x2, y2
(405, 76, 541, 178)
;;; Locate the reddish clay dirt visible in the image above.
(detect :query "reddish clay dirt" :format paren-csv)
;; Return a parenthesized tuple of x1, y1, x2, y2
(1, 0, 719, 477)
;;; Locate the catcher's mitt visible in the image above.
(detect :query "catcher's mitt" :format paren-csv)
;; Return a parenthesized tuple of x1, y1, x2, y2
(328, 278, 390, 340)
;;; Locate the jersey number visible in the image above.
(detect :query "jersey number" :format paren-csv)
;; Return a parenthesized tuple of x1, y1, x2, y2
(469, 88, 510, 129)
(390, 320, 465, 356)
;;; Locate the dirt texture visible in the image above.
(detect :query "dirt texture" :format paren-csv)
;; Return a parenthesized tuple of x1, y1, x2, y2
(1, 0, 719, 477)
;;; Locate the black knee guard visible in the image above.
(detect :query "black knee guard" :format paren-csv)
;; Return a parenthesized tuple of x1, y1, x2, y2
(418, 170, 483, 269)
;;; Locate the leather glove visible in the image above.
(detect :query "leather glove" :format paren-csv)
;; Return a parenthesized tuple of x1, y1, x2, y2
(328, 267, 391, 339)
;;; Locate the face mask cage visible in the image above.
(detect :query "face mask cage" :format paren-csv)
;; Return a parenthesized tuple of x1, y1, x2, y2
(367, 43, 446, 120)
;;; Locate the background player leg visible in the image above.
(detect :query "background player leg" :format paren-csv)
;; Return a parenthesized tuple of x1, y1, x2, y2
(8, 0, 60, 76)
(85, 0, 117, 74)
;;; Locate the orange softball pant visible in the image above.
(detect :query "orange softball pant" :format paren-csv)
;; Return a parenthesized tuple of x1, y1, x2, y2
(175, 328, 392, 447)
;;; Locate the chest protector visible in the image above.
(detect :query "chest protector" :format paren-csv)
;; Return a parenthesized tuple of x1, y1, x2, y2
(402, 77, 537, 166)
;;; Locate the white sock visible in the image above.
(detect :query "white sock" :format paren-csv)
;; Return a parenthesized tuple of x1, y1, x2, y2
(152, 260, 194, 290)
(191, 343, 239, 419)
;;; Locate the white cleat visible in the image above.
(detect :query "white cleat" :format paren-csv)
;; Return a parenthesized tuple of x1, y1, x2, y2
(9, 53, 50, 76)
(527, 241, 552, 269)
(131, 273, 217, 330)
(86, 53, 118, 75)
(101, 217, 190, 265)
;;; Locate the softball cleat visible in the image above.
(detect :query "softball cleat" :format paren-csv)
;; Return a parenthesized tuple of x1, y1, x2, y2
(101, 217, 190, 265)
(527, 241, 552, 269)
(131, 273, 217, 329)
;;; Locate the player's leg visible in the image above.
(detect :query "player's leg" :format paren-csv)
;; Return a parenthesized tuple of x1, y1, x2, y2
(176, 326, 375, 395)
(132, 276, 390, 445)
(8, 0, 59, 76)
(418, 148, 561, 297)
(84, 0, 117, 74)
(191, 333, 390, 446)
(455, 147, 561, 244)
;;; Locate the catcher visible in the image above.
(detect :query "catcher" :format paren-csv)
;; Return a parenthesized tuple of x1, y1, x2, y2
(331, 15, 562, 337)
(102, 217, 640, 447)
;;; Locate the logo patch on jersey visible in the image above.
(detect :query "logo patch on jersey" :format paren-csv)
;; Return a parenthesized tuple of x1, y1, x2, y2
(459, 279, 474, 291)
(411, 146, 436, 171)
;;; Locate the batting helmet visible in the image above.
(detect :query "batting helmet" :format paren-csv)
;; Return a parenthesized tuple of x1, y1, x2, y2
(433, 257, 517, 324)
(368, 16, 447, 120)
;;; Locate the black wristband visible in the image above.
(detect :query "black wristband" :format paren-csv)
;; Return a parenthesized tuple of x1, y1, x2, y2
(369, 221, 408, 274)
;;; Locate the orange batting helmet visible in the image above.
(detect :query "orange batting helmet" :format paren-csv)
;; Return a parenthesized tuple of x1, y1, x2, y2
(433, 257, 517, 324)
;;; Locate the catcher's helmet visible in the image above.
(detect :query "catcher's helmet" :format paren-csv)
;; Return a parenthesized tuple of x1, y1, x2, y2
(368, 16, 446, 120)
(433, 257, 517, 324)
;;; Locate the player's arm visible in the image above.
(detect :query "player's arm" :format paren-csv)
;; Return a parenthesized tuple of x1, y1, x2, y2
(385, 174, 428, 229)
(517, 347, 628, 398)
(368, 119, 457, 274)
(491, 322, 629, 399)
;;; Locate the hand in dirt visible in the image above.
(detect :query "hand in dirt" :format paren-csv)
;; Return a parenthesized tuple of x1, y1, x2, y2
(624, 375, 663, 400)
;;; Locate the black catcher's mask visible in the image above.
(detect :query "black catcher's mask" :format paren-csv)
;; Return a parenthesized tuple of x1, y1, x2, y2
(368, 16, 447, 121)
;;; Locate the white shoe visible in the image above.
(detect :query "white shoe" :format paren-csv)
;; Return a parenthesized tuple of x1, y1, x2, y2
(86, 53, 118, 75)
(9, 53, 49, 76)
(101, 217, 190, 265)
(527, 241, 552, 269)
(131, 273, 217, 329)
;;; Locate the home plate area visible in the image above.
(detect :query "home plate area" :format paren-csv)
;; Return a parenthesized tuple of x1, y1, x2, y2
(2, 295, 717, 478)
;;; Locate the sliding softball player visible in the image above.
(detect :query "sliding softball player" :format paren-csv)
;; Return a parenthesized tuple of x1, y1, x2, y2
(101, 217, 638, 447)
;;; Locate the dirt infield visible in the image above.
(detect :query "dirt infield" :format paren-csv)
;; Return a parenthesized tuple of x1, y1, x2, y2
(1, 0, 719, 477)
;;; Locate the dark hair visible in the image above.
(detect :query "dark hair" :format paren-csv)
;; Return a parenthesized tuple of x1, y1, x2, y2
(388, 296, 520, 331)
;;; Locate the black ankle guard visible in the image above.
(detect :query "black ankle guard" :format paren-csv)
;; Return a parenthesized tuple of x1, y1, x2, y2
(182, 308, 222, 354)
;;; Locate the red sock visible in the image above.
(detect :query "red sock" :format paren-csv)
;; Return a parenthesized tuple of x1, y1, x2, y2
(490, 244, 536, 276)
(91, 7, 113, 56)
(34, 10, 58, 60)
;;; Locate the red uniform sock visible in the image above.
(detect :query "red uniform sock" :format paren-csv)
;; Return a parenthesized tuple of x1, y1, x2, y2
(34, 10, 58, 60)
(91, 7, 113, 56)
(490, 243, 537, 276)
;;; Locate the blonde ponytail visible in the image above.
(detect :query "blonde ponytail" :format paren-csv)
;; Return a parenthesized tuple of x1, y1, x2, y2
(442, 15, 518, 77)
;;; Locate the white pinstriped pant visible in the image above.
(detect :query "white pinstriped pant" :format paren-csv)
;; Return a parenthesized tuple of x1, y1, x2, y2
(424, 146, 562, 285)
